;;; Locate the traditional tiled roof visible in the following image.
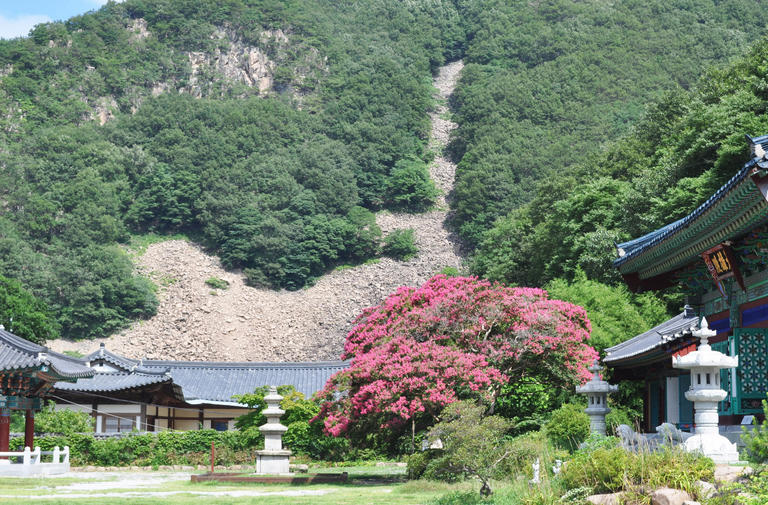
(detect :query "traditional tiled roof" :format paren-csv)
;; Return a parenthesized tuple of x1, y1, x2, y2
(604, 306, 699, 366)
(55, 371, 177, 394)
(614, 136, 768, 285)
(83, 344, 159, 374)
(139, 360, 348, 403)
(59, 345, 348, 404)
(0, 328, 93, 380)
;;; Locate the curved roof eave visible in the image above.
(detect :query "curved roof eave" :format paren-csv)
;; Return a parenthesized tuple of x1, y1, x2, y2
(613, 158, 757, 269)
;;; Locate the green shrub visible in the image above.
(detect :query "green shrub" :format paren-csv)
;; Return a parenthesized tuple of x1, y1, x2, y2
(205, 277, 229, 290)
(605, 405, 636, 437)
(385, 157, 438, 211)
(407, 449, 458, 482)
(544, 403, 590, 452)
(429, 491, 484, 505)
(639, 446, 714, 493)
(439, 266, 461, 277)
(35, 402, 94, 435)
(382, 229, 418, 261)
(506, 430, 567, 480)
(426, 401, 516, 495)
(11, 430, 255, 467)
(283, 420, 349, 461)
(741, 396, 768, 463)
(560, 445, 633, 493)
(561, 444, 714, 496)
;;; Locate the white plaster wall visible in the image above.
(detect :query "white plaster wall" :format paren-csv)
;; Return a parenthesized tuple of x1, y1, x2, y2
(666, 377, 680, 425)
(99, 405, 141, 414)
(175, 419, 199, 431)
(54, 403, 90, 413)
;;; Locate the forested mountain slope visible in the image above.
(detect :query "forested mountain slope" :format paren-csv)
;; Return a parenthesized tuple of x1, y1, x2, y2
(49, 62, 464, 361)
(450, 0, 768, 246)
(2, 0, 767, 347)
(471, 29, 768, 297)
(0, 0, 462, 340)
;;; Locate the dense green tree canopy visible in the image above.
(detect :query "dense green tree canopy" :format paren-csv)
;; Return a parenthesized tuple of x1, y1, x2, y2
(450, 0, 768, 246)
(0, 275, 58, 344)
(472, 36, 768, 295)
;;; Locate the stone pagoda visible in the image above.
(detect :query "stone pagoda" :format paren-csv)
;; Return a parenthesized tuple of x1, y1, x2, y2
(255, 386, 291, 474)
(576, 360, 618, 436)
(672, 318, 740, 463)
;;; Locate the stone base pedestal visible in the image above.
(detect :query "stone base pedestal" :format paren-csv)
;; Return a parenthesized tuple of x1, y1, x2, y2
(255, 450, 291, 474)
(683, 434, 739, 464)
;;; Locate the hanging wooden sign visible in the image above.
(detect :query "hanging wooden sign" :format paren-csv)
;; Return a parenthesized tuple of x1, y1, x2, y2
(701, 244, 746, 297)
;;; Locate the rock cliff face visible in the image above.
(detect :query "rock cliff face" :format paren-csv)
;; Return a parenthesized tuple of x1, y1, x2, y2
(74, 20, 328, 123)
(48, 61, 465, 363)
(184, 28, 284, 97)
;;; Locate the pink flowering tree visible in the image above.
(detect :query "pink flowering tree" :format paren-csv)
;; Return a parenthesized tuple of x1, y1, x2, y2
(315, 275, 597, 445)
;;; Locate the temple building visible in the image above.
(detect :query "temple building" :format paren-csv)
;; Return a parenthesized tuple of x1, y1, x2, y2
(0, 326, 93, 451)
(52, 344, 347, 433)
(606, 134, 768, 432)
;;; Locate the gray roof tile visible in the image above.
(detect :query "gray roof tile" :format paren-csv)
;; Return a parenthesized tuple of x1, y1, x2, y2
(56, 372, 172, 392)
(64, 346, 348, 403)
(0, 328, 93, 379)
(604, 306, 699, 364)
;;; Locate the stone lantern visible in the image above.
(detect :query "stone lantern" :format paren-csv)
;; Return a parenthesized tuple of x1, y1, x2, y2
(672, 318, 739, 463)
(576, 360, 618, 435)
(255, 386, 292, 474)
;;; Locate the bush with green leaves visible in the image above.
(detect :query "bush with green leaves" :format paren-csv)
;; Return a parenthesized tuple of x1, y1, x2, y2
(381, 229, 418, 261)
(385, 158, 439, 212)
(35, 402, 95, 435)
(10, 429, 254, 467)
(741, 396, 768, 463)
(424, 400, 517, 496)
(561, 442, 714, 496)
(543, 403, 590, 452)
(204, 277, 229, 290)
(0, 275, 58, 343)
(233, 384, 347, 461)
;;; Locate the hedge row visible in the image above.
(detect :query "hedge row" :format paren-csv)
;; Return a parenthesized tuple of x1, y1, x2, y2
(10, 430, 255, 467)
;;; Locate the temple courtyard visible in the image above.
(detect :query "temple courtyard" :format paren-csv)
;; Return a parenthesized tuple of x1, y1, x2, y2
(0, 465, 470, 504)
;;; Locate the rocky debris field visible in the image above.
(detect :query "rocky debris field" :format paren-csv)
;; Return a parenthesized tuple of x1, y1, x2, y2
(48, 61, 465, 362)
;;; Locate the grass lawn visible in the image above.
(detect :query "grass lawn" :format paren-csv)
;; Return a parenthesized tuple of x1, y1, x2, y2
(0, 465, 482, 505)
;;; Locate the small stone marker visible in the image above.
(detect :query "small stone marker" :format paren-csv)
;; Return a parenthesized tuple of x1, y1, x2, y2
(576, 360, 618, 435)
(255, 386, 292, 474)
(529, 458, 540, 485)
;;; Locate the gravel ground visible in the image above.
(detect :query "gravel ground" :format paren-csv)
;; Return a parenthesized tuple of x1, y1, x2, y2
(48, 61, 465, 362)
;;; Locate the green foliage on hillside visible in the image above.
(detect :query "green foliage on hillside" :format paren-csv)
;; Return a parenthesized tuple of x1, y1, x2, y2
(0, 0, 464, 339)
(0, 275, 58, 343)
(545, 272, 668, 354)
(472, 35, 768, 296)
(450, 0, 768, 246)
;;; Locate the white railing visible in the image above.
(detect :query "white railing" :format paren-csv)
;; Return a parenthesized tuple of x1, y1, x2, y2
(0, 446, 70, 476)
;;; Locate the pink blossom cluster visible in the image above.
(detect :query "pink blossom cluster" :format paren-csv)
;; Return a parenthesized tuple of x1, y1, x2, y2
(315, 275, 597, 437)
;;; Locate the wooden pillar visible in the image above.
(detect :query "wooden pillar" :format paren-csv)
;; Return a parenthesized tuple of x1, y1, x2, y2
(24, 410, 34, 449)
(0, 408, 10, 458)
